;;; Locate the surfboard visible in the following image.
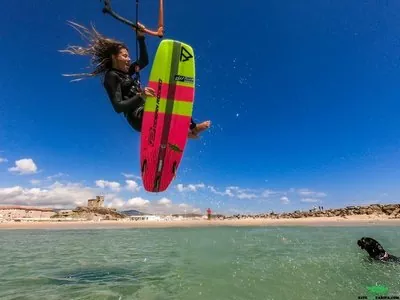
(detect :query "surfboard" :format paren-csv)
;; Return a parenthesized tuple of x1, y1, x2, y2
(140, 39, 195, 192)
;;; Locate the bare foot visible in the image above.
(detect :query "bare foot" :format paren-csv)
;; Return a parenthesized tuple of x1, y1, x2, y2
(192, 120, 211, 136)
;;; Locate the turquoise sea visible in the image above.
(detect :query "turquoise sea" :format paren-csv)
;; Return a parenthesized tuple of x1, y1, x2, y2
(1, 226, 400, 300)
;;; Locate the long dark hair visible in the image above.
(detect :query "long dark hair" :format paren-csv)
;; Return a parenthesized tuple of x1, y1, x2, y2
(60, 21, 128, 82)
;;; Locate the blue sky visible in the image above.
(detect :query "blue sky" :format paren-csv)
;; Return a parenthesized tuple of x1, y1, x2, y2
(1, 0, 400, 215)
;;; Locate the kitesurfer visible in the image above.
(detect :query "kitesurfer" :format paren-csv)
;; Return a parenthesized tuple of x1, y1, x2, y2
(60, 21, 211, 139)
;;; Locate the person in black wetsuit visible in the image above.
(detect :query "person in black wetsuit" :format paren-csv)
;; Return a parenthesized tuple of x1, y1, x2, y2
(60, 21, 211, 138)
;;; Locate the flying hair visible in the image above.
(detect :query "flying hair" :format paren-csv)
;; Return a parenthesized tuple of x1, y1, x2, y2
(59, 21, 128, 82)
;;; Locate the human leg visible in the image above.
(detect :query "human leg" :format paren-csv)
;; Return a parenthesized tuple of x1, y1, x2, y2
(188, 118, 211, 139)
(190, 118, 196, 130)
(126, 106, 144, 132)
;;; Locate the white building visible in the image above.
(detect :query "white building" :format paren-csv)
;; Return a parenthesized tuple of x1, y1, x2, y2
(130, 215, 162, 221)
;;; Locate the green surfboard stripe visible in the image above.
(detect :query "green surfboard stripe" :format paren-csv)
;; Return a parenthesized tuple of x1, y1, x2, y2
(145, 97, 193, 116)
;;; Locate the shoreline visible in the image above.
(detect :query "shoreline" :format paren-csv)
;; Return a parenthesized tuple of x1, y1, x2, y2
(1, 216, 400, 229)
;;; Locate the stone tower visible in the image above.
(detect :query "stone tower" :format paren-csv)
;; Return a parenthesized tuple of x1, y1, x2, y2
(87, 196, 105, 208)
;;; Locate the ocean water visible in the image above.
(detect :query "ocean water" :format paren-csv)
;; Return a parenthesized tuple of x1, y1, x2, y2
(1, 226, 400, 300)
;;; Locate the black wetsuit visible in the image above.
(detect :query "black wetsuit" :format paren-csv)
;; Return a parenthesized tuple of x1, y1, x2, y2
(103, 36, 197, 132)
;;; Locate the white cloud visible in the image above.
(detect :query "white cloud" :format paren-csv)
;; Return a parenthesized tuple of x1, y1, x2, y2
(297, 188, 327, 198)
(126, 197, 150, 208)
(296, 189, 326, 204)
(158, 197, 172, 206)
(121, 173, 141, 180)
(126, 180, 140, 192)
(300, 198, 320, 203)
(26, 173, 68, 186)
(8, 158, 38, 175)
(0, 173, 202, 214)
(208, 186, 235, 197)
(107, 195, 200, 215)
(95, 180, 121, 192)
(237, 192, 257, 199)
(261, 189, 283, 198)
(46, 173, 67, 181)
(0, 157, 8, 163)
(107, 197, 125, 208)
(176, 183, 205, 192)
(0, 181, 96, 208)
(280, 196, 290, 204)
(209, 185, 259, 199)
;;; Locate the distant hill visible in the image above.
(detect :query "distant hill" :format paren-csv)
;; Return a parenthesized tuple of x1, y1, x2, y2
(120, 209, 147, 216)
(52, 206, 126, 220)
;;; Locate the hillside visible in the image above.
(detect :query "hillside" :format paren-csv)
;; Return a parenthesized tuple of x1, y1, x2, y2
(52, 206, 127, 220)
(120, 209, 146, 216)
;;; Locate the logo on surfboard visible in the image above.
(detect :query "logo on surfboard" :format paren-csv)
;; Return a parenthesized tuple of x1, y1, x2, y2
(148, 79, 163, 146)
(180, 46, 193, 62)
(168, 143, 183, 153)
(174, 75, 194, 83)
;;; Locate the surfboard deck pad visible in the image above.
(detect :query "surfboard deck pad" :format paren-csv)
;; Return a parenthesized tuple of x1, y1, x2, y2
(140, 39, 195, 192)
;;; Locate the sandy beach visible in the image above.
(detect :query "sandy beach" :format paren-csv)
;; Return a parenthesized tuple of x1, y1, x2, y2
(1, 215, 400, 230)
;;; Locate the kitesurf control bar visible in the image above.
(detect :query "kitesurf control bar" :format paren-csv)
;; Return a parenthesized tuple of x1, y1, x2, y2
(101, 0, 164, 38)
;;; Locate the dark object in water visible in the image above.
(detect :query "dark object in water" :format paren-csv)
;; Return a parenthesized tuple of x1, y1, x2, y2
(357, 237, 400, 263)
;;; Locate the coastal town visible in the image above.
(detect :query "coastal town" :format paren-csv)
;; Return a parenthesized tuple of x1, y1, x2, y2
(0, 196, 210, 223)
(1, 195, 400, 224)
(0, 196, 216, 223)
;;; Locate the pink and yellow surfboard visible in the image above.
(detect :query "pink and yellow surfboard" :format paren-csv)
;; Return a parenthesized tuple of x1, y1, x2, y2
(140, 39, 195, 192)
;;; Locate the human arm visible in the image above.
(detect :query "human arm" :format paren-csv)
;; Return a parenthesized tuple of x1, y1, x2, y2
(102, 0, 164, 37)
(104, 71, 143, 113)
(135, 35, 149, 69)
(129, 26, 149, 75)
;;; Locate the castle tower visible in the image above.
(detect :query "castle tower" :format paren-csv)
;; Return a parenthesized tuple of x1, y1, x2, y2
(87, 196, 105, 208)
(96, 196, 104, 207)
